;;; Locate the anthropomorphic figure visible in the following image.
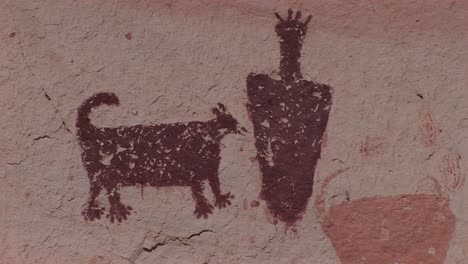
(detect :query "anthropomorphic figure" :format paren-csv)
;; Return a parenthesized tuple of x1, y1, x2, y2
(246, 9, 332, 224)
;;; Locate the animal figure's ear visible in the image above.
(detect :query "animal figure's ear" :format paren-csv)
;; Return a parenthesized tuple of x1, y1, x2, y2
(212, 107, 221, 116)
(217, 103, 226, 112)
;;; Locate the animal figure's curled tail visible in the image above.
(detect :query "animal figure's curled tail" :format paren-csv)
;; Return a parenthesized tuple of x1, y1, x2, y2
(76, 92, 119, 136)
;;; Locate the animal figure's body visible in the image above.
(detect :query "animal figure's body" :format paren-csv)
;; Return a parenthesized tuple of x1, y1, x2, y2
(77, 93, 242, 222)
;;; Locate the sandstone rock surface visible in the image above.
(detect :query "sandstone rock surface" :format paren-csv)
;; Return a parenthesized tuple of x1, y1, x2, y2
(2, 1, 468, 263)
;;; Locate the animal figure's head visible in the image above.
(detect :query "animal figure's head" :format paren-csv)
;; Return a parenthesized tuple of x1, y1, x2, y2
(212, 103, 246, 135)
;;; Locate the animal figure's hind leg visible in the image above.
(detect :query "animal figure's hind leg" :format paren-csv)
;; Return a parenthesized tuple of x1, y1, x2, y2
(106, 187, 133, 223)
(208, 173, 234, 209)
(82, 182, 105, 221)
(191, 184, 214, 219)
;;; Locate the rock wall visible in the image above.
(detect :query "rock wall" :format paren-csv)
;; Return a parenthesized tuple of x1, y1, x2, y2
(2, 0, 468, 263)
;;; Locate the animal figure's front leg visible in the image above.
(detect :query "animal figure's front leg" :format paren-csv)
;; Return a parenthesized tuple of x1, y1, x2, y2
(82, 183, 105, 221)
(106, 188, 133, 223)
(208, 173, 234, 209)
(191, 184, 214, 219)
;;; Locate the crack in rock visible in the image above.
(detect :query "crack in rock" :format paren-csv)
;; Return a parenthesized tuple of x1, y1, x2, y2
(33, 135, 51, 141)
(6, 160, 24, 166)
(142, 229, 214, 253)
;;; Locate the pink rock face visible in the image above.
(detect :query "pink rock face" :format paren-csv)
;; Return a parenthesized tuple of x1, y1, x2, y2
(316, 170, 456, 264)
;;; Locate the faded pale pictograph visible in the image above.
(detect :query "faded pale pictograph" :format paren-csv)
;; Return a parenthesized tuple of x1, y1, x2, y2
(315, 168, 456, 264)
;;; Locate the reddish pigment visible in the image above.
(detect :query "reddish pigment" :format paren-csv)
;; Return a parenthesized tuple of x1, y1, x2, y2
(77, 93, 244, 222)
(419, 107, 437, 147)
(359, 136, 385, 158)
(247, 9, 332, 224)
(316, 170, 455, 264)
(250, 200, 260, 207)
(321, 195, 454, 264)
(442, 150, 464, 192)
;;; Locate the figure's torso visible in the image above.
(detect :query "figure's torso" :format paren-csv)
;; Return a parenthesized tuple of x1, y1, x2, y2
(79, 122, 221, 186)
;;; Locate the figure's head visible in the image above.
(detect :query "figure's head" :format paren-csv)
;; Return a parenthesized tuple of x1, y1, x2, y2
(274, 9, 312, 43)
(212, 103, 246, 135)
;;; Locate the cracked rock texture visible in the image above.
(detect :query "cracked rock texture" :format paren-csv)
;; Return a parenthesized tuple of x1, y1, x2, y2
(2, 0, 468, 263)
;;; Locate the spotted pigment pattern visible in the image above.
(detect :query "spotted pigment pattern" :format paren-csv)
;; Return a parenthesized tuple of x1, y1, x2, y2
(246, 9, 332, 224)
(77, 93, 243, 222)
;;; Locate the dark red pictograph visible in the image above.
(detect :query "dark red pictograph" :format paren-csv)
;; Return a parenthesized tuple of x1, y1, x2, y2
(246, 9, 333, 224)
(77, 93, 244, 222)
